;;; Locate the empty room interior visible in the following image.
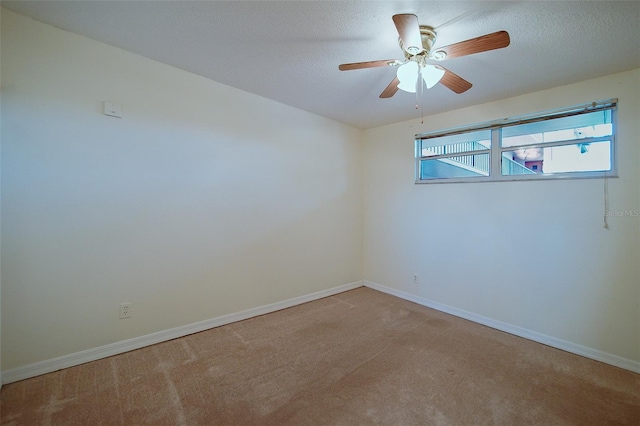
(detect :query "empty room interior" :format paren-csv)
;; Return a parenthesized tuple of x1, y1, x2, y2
(1, 1, 639, 424)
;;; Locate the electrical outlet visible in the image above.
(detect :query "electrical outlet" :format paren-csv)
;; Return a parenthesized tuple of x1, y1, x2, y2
(413, 274, 418, 284)
(119, 302, 131, 319)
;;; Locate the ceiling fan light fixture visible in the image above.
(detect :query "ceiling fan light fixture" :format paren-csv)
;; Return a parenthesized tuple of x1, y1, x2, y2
(432, 50, 447, 61)
(397, 79, 417, 93)
(396, 61, 419, 93)
(422, 64, 445, 89)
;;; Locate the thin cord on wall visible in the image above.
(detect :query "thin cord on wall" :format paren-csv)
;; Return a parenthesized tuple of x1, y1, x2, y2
(603, 173, 609, 229)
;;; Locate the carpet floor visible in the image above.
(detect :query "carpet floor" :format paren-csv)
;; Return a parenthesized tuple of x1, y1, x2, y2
(1, 287, 639, 425)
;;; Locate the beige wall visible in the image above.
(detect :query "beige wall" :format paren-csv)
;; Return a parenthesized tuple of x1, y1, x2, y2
(363, 69, 640, 364)
(0, 9, 363, 371)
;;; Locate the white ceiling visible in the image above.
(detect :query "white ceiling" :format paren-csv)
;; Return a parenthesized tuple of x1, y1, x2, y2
(3, 1, 639, 129)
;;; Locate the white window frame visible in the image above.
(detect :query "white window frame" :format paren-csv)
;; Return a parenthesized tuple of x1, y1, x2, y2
(415, 99, 618, 184)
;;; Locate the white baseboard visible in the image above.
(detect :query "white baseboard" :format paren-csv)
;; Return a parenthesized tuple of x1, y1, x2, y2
(1, 281, 364, 385)
(364, 280, 640, 374)
(5, 279, 637, 384)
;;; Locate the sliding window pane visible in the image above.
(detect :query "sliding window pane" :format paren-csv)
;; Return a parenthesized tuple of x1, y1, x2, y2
(502, 110, 612, 148)
(420, 130, 491, 157)
(420, 153, 490, 180)
(501, 141, 611, 175)
(421, 140, 490, 157)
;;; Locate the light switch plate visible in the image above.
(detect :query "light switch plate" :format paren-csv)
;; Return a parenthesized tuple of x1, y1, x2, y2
(103, 101, 122, 118)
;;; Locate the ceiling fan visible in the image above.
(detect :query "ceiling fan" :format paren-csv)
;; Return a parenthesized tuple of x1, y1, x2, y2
(338, 14, 510, 98)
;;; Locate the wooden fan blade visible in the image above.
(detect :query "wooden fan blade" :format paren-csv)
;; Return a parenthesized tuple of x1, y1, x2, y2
(433, 31, 510, 60)
(436, 66, 472, 94)
(339, 60, 399, 71)
(380, 77, 400, 98)
(392, 14, 423, 54)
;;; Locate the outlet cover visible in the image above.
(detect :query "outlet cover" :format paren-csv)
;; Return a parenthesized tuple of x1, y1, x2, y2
(119, 302, 131, 319)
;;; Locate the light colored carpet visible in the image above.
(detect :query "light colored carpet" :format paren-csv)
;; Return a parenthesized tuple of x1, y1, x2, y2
(2, 287, 639, 425)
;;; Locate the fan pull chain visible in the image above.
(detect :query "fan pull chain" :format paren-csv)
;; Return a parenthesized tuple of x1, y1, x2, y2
(414, 68, 424, 123)
(415, 76, 419, 110)
(420, 70, 425, 124)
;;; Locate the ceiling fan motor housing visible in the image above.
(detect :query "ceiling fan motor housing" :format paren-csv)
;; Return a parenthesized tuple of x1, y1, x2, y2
(400, 25, 438, 59)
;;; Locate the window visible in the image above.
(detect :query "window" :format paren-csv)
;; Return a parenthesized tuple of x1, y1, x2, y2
(415, 99, 617, 183)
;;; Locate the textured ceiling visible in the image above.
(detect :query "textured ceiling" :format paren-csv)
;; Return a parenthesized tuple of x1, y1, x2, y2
(3, 1, 639, 129)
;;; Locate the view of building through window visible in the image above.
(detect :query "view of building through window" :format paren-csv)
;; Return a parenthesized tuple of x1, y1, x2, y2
(415, 101, 616, 183)
(501, 116, 612, 176)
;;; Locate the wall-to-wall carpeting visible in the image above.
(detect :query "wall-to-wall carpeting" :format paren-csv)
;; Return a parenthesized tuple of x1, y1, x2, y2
(2, 288, 638, 424)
